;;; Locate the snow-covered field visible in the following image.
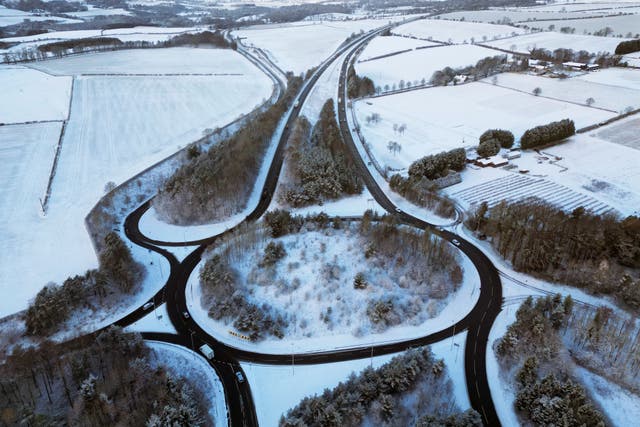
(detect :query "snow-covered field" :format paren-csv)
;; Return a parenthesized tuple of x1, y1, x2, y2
(1, 26, 201, 44)
(596, 114, 640, 149)
(444, 130, 640, 216)
(392, 19, 526, 43)
(187, 226, 480, 354)
(525, 14, 640, 37)
(485, 31, 627, 54)
(624, 54, 640, 67)
(358, 35, 440, 61)
(29, 47, 252, 75)
(486, 70, 640, 113)
(243, 332, 469, 427)
(0, 66, 71, 123)
(356, 44, 506, 89)
(0, 5, 81, 26)
(521, 2, 640, 12)
(436, 9, 613, 23)
(233, 18, 407, 74)
(67, 6, 132, 18)
(353, 82, 614, 171)
(0, 48, 273, 316)
(147, 341, 228, 426)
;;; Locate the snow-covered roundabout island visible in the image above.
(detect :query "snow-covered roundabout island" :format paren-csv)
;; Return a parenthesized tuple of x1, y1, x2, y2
(186, 212, 480, 353)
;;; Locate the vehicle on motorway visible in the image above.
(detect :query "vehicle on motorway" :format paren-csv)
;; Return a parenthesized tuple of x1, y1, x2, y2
(395, 207, 401, 213)
(182, 311, 190, 319)
(452, 239, 460, 246)
(199, 344, 215, 360)
(294, 100, 300, 108)
(143, 302, 153, 310)
(235, 371, 245, 383)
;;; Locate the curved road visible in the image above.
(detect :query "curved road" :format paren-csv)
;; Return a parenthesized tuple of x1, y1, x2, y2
(114, 17, 503, 427)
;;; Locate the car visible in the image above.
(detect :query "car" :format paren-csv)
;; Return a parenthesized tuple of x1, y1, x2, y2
(235, 371, 245, 383)
(294, 101, 300, 108)
(182, 311, 190, 319)
(143, 302, 153, 310)
(395, 207, 401, 213)
(452, 239, 460, 246)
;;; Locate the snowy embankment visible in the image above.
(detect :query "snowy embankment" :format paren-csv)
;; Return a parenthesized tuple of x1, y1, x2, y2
(187, 228, 480, 354)
(147, 341, 228, 426)
(392, 19, 526, 43)
(0, 48, 273, 317)
(126, 303, 177, 334)
(353, 81, 615, 171)
(356, 44, 505, 89)
(243, 331, 470, 427)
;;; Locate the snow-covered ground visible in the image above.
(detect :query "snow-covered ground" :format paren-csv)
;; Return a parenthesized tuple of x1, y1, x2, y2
(525, 15, 640, 37)
(356, 44, 506, 89)
(67, 6, 132, 18)
(1, 26, 202, 44)
(187, 227, 479, 354)
(358, 35, 440, 61)
(353, 81, 614, 171)
(0, 66, 71, 123)
(242, 333, 469, 427)
(0, 48, 273, 316)
(233, 17, 410, 74)
(485, 31, 628, 54)
(29, 47, 253, 75)
(576, 366, 640, 427)
(436, 8, 622, 23)
(443, 130, 640, 216)
(392, 19, 526, 43)
(485, 70, 640, 113)
(0, 5, 81, 26)
(126, 303, 177, 334)
(147, 341, 228, 426)
(624, 53, 640, 67)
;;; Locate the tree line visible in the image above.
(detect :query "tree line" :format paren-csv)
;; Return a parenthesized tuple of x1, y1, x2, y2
(0, 326, 210, 426)
(469, 200, 640, 312)
(616, 39, 640, 55)
(529, 47, 621, 68)
(280, 99, 362, 207)
(430, 54, 513, 86)
(154, 74, 303, 225)
(519, 118, 575, 149)
(280, 347, 481, 426)
(347, 64, 375, 98)
(24, 232, 145, 336)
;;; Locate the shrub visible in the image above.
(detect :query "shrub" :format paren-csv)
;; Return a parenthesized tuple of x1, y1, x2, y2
(479, 129, 514, 148)
(260, 241, 287, 267)
(353, 272, 368, 289)
(476, 138, 500, 157)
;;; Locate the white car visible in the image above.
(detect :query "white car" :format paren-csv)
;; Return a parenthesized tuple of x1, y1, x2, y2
(143, 302, 153, 310)
(452, 239, 460, 246)
(235, 371, 245, 383)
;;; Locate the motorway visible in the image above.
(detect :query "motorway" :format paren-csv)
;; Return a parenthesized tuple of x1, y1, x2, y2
(110, 17, 504, 427)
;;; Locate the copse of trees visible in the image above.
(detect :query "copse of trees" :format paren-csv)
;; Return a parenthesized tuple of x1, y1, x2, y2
(530, 47, 620, 68)
(0, 327, 210, 426)
(37, 37, 123, 54)
(347, 64, 375, 98)
(280, 347, 481, 426)
(24, 232, 144, 335)
(282, 100, 362, 207)
(6, 0, 87, 13)
(408, 148, 466, 180)
(519, 118, 575, 149)
(154, 74, 303, 225)
(476, 138, 500, 157)
(616, 39, 640, 55)
(164, 30, 236, 49)
(470, 200, 640, 311)
(479, 128, 514, 148)
(430, 54, 509, 86)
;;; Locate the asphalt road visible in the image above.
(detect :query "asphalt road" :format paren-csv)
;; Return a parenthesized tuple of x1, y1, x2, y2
(114, 16, 504, 427)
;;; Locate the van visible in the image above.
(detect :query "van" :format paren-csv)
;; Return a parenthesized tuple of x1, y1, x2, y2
(199, 344, 215, 360)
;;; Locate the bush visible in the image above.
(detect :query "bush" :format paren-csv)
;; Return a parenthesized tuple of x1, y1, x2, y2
(353, 272, 368, 289)
(520, 119, 575, 149)
(615, 39, 640, 55)
(479, 129, 514, 148)
(408, 148, 466, 180)
(260, 241, 286, 267)
(476, 138, 500, 157)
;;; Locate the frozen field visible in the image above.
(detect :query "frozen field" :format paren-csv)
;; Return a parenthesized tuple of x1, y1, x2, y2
(28, 47, 251, 75)
(0, 66, 71, 123)
(436, 9, 612, 23)
(485, 70, 640, 113)
(359, 35, 440, 61)
(596, 115, 640, 150)
(233, 18, 405, 74)
(526, 15, 640, 36)
(485, 31, 627, 54)
(354, 82, 614, 171)
(392, 19, 526, 43)
(356, 44, 505, 89)
(0, 122, 62, 316)
(444, 131, 640, 216)
(0, 49, 273, 316)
